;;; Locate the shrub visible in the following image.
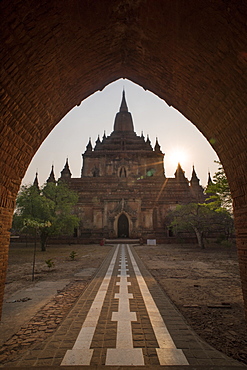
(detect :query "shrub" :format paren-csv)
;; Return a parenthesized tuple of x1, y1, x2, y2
(45, 258, 55, 269)
(69, 251, 77, 261)
(221, 240, 232, 248)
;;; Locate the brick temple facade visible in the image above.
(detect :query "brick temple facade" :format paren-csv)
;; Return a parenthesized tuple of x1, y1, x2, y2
(50, 91, 206, 242)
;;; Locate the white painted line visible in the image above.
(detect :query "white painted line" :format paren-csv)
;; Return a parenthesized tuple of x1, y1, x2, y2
(106, 245, 144, 366)
(156, 348, 190, 365)
(127, 245, 189, 366)
(61, 245, 119, 366)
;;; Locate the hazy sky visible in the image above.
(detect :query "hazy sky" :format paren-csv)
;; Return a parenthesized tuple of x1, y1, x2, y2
(22, 78, 219, 187)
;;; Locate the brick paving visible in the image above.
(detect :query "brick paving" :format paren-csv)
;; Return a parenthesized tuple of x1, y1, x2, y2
(0, 280, 90, 365)
(0, 244, 245, 369)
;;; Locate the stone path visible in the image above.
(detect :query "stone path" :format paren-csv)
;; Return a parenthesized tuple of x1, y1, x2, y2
(0, 279, 71, 346)
(1, 244, 244, 369)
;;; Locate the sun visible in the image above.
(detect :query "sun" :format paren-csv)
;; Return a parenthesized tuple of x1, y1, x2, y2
(167, 148, 188, 167)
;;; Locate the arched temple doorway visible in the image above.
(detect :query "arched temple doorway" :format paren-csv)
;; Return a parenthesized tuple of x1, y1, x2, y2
(118, 214, 129, 238)
(1, 1, 247, 318)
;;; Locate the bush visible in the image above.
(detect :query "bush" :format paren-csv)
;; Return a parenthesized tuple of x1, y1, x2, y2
(45, 258, 55, 269)
(220, 240, 233, 248)
(69, 251, 77, 261)
(216, 234, 226, 243)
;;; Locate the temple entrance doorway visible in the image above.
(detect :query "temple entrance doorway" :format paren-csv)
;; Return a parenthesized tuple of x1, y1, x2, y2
(118, 214, 129, 238)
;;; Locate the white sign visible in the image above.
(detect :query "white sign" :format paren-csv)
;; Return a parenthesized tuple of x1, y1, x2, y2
(147, 239, 156, 245)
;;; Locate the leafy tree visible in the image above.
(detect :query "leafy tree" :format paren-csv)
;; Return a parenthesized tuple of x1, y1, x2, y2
(13, 181, 79, 251)
(206, 161, 233, 213)
(166, 203, 234, 249)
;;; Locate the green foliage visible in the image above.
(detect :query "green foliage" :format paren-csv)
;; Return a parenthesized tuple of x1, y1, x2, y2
(69, 251, 77, 261)
(166, 203, 234, 249)
(13, 182, 79, 251)
(220, 239, 233, 248)
(206, 161, 233, 213)
(45, 258, 55, 269)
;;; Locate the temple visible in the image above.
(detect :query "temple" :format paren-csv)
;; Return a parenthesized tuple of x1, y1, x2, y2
(47, 91, 206, 242)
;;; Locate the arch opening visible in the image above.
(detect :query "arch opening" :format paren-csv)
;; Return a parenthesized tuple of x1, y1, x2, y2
(1, 0, 247, 321)
(118, 214, 129, 238)
(119, 166, 127, 178)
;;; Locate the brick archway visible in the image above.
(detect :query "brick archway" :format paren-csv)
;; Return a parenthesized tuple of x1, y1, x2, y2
(1, 1, 247, 317)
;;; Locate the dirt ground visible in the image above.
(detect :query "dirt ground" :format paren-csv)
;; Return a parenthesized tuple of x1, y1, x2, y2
(2, 241, 247, 366)
(135, 242, 247, 365)
(3, 242, 112, 301)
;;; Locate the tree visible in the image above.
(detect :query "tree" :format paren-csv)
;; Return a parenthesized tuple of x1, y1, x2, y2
(166, 203, 234, 248)
(206, 161, 233, 213)
(13, 181, 79, 251)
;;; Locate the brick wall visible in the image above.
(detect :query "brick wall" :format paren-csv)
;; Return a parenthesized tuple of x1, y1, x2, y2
(0, 193, 15, 317)
(0, 0, 247, 318)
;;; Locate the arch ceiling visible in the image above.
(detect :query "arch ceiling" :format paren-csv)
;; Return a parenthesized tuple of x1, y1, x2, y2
(1, 0, 247, 316)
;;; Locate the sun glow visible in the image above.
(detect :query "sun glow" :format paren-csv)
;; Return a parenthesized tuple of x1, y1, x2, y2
(167, 148, 189, 168)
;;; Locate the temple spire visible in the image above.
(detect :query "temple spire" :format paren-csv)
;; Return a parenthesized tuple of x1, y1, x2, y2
(94, 135, 102, 150)
(119, 89, 128, 112)
(47, 165, 56, 183)
(113, 90, 134, 132)
(86, 137, 92, 151)
(154, 137, 162, 153)
(190, 165, 200, 186)
(60, 158, 72, 179)
(174, 163, 187, 182)
(146, 134, 152, 150)
(207, 171, 213, 186)
(33, 172, 39, 189)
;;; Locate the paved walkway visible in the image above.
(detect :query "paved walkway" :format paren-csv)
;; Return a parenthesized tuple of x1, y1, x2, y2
(3, 244, 244, 369)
